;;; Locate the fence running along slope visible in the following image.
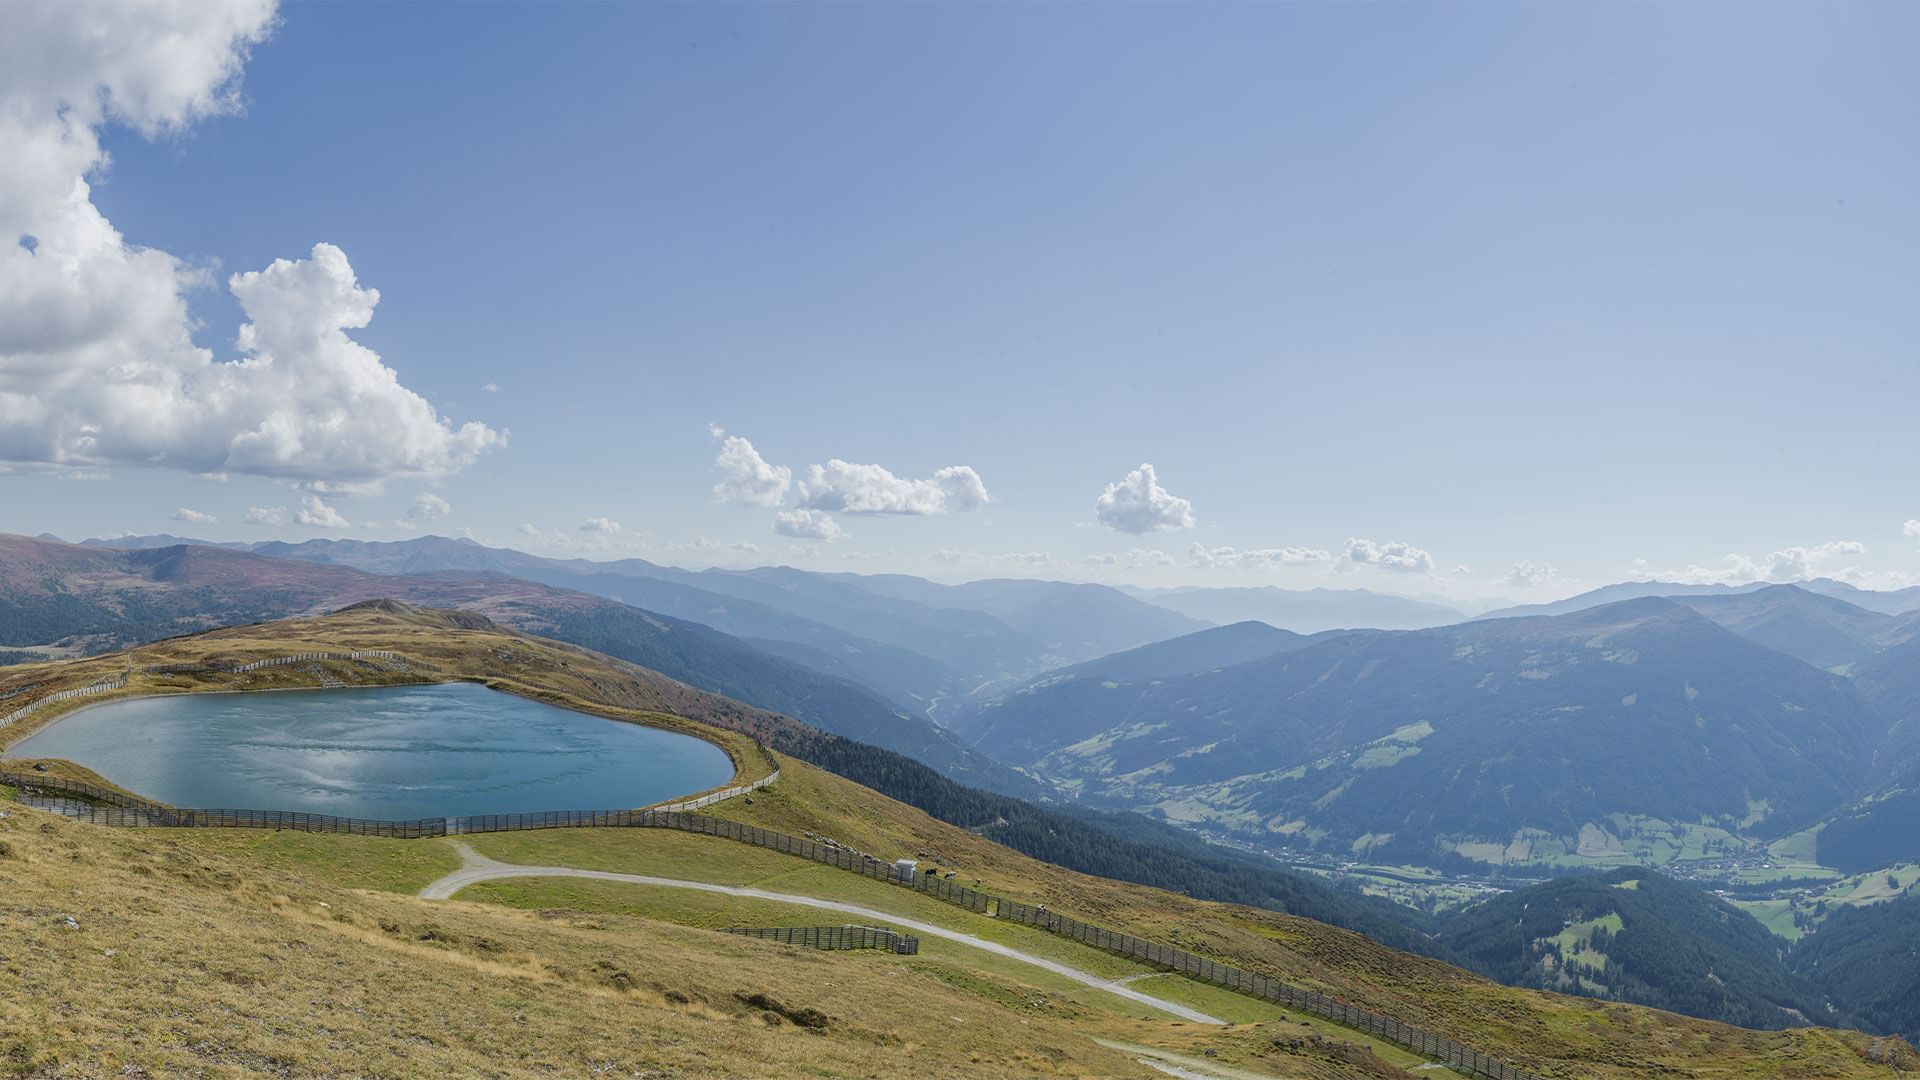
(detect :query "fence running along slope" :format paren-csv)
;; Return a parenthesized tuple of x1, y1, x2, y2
(725, 925, 919, 954)
(1, 772, 1541, 1080)
(0, 671, 128, 730)
(2, 649, 406, 733)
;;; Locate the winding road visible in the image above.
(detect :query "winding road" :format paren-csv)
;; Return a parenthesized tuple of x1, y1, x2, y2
(421, 842, 1224, 1025)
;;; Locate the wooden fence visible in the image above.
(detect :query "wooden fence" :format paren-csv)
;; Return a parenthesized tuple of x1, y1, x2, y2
(2, 647, 402, 733)
(0, 672, 129, 730)
(228, 650, 400, 673)
(994, 897, 1542, 1079)
(0, 770, 1542, 1078)
(726, 925, 919, 954)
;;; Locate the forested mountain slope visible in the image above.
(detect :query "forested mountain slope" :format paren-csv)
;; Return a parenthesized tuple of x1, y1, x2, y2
(1791, 892, 1920, 1043)
(950, 621, 1330, 757)
(971, 598, 1885, 864)
(1439, 869, 1835, 1031)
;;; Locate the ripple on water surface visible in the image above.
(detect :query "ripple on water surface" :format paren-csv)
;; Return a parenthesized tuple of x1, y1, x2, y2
(6, 681, 735, 818)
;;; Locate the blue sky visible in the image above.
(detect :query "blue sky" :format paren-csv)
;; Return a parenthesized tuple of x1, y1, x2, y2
(5, 2, 1919, 599)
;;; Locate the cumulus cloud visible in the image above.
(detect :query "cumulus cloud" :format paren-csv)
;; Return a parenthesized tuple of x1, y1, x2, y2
(1905, 520, 1920, 543)
(1094, 464, 1194, 535)
(1765, 541, 1864, 581)
(408, 493, 452, 521)
(171, 508, 217, 525)
(295, 495, 348, 529)
(774, 508, 845, 541)
(0, 4, 501, 488)
(1188, 543, 1332, 570)
(710, 429, 792, 507)
(1501, 561, 1561, 588)
(1650, 540, 1868, 585)
(579, 516, 622, 534)
(245, 505, 286, 526)
(480, 382, 500, 394)
(799, 460, 991, 515)
(1342, 538, 1435, 574)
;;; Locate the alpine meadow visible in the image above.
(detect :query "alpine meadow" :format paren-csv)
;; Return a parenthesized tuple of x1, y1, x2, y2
(6, 2, 1920, 1078)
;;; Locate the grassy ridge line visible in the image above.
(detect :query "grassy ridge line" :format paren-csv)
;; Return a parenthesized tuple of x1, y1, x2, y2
(2, 601, 1437, 964)
(11, 605, 1919, 1075)
(0, 613, 778, 801)
(0, 800, 1182, 1078)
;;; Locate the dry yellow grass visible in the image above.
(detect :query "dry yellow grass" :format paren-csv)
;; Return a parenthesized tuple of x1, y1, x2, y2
(4, 604, 1916, 1078)
(0, 801, 1188, 1078)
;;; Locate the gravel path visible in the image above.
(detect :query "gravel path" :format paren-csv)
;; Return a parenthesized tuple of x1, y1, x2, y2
(420, 842, 1224, 1025)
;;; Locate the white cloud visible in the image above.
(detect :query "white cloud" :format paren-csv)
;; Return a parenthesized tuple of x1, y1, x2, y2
(0, 5, 502, 488)
(1342, 538, 1435, 574)
(295, 495, 348, 529)
(171, 508, 217, 525)
(1765, 541, 1864, 581)
(663, 537, 762, 560)
(408, 493, 452, 521)
(1084, 548, 1177, 570)
(245, 505, 286, 526)
(1651, 540, 1868, 585)
(66, 470, 110, 482)
(711, 431, 792, 507)
(1094, 464, 1194, 535)
(799, 460, 991, 516)
(1188, 543, 1332, 570)
(1905, 520, 1920, 543)
(1500, 561, 1576, 590)
(774, 508, 846, 541)
(515, 520, 646, 553)
(925, 549, 1056, 571)
(480, 382, 500, 394)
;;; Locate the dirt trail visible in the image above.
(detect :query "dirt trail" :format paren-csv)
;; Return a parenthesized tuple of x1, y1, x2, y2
(421, 842, 1224, 1025)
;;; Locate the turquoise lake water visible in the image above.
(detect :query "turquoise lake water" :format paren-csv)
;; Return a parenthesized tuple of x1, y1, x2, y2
(6, 681, 735, 819)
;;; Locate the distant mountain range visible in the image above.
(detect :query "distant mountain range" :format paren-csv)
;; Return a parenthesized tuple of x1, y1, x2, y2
(1118, 584, 1469, 633)
(40, 532, 1920, 877)
(953, 594, 1889, 866)
(82, 534, 1207, 717)
(1479, 578, 1920, 622)
(0, 534, 1033, 796)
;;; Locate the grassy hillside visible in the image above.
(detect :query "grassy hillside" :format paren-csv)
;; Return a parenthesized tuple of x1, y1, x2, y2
(0, 601, 1443, 957)
(0, 799, 1204, 1078)
(4, 609, 1916, 1076)
(705, 758, 1914, 1077)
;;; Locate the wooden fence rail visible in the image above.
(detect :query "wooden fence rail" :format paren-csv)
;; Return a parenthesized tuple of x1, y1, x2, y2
(0, 673, 129, 730)
(725, 925, 919, 954)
